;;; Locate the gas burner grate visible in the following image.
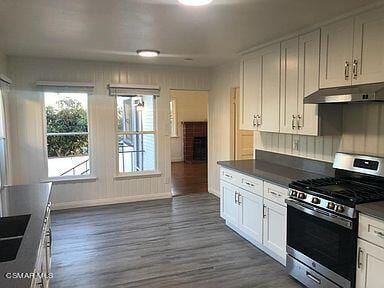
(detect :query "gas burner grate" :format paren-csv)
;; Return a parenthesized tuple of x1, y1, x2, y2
(293, 177, 384, 204)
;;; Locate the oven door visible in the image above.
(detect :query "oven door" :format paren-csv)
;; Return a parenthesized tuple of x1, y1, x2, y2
(286, 199, 357, 287)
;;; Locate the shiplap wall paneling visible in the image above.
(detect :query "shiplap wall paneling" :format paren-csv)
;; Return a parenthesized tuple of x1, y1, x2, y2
(7, 56, 211, 209)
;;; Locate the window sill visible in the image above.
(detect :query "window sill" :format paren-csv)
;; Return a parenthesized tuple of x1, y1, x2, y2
(171, 136, 179, 139)
(114, 171, 162, 180)
(41, 176, 98, 184)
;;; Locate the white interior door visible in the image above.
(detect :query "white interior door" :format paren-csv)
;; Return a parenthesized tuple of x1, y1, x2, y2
(320, 17, 354, 88)
(353, 6, 384, 85)
(280, 37, 299, 134)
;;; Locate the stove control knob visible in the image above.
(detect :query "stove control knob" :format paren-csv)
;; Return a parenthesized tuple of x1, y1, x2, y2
(327, 202, 336, 210)
(298, 193, 307, 200)
(312, 197, 320, 204)
(291, 190, 298, 197)
(335, 205, 345, 213)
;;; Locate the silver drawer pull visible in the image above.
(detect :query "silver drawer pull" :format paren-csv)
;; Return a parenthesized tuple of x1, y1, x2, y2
(224, 173, 233, 179)
(270, 191, 281, 197)
(374, 230, 384, 238)
(244, 181, 254, 187)
(306, 272, 321, 284)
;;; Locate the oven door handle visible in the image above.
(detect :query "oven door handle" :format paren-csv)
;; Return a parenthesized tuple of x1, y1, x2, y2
(286, 199, 353, 230)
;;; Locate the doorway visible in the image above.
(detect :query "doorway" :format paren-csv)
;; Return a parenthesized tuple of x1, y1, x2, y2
(230, 87, 254, 160)
(169, 90, 209, 196)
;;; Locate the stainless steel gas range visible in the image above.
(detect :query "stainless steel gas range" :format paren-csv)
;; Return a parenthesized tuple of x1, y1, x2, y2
(286, 153, 384, 288)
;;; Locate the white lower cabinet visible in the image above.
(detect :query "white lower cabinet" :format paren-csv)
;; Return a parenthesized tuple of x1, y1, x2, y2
(356, 239, 384, 288)
(238, 189, 263, 244)
(220, 168, 287, 265)
(356, 213, 384, 288)
(263, 199, 287, 261)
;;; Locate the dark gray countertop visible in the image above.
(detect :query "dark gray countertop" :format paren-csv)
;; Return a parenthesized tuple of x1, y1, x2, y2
(356, 201, 384, 221)
(0, 183, 52, 288)
(218, 159, 328, 187)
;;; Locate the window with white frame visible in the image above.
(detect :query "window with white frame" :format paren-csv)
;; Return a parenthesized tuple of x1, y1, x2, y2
(116, 94, 156, 174)
(170, 98, 177, 137)
(44, 92, 90, 178)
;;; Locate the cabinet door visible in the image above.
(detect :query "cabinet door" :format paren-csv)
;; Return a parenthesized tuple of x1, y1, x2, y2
(298, 29, 320, 136)
(240, 55, 260, 130)
(263, 199, 287, 260)
(280, 37, 299, 134)
(220, 181, 238, 226)
(353, 7, 384, 85)
(320, 17, 354, 88)
(238, 188, 263, 244)
(258, 43, 281, 132)
(356, 239, 384, 288)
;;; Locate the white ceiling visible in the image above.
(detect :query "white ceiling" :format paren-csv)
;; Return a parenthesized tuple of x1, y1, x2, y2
(0, 0, 380, 67)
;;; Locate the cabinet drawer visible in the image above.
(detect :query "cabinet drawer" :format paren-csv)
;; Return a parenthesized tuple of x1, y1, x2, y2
(264, 182, 289, 206)
(359, 214, 384, 248)
(220, 167, 238, 185)
(237, 174, 263, 197)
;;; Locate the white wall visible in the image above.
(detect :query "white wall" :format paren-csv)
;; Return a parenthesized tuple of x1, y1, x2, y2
(170, 90, 208, 162)
(7, 56, 211, 209)
(208, 61, 240, 196)
(0, 48, 6, 75)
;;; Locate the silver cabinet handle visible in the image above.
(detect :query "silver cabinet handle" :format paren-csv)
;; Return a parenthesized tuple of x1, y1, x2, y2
(353, 59, 358, 79)
(345, 61, 350, 80)
(224, 173, 232, 179)
(258, 115, 262, 126)
(235, 192, 238, 204)
(357, 247, 364, 269)
(374, 230, 384, 238)
(270, 190, 281, 198)
(291, 115, 296, 130)
(306, 272, 321, 284)
(253, 115, 257, 127)
(244, 181, 254, 187)
(297, 114, 302, 130)
(238, 194, 242, 205)
(263, 204, 267, 218)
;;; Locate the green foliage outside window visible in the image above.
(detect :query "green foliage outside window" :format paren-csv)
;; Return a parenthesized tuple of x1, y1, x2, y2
(46, 98, 88, 158)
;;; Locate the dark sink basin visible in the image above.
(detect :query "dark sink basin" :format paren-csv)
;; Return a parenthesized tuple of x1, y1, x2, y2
(0, 214, 31, 238)
(0, 238, 23, 262)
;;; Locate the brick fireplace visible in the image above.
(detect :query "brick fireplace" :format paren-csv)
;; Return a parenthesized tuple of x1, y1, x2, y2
(183, 122, 207, 164)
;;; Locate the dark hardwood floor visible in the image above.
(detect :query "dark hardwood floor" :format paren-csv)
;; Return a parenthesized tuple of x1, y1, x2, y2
(51, 193, 301, 288)
(171, 162, 208, 196)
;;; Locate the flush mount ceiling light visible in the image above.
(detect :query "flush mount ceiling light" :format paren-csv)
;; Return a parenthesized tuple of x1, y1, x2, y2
(136, 50, 160, 57)
(178, 0, 212, 6)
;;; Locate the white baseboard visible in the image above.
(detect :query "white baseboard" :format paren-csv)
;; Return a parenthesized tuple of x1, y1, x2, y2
(52, 192, 172, 211)
(209, 188, 220, 198)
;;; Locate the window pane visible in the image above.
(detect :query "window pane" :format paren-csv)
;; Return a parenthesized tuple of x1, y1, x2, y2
(44, 92, 90, 178)
(118, 133, 155, 173)
(116, 95, 154, 132)
(45, 92, 88, 133)
(47, 134, 89, 177)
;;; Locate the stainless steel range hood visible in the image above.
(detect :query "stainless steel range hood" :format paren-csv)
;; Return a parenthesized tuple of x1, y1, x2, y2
(304, 82, 384, 104)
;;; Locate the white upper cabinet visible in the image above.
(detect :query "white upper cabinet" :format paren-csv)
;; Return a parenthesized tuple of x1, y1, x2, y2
(258, 43, 281, 132)
(320, 17, 354, 88)
(280, 37, 299, 134)
(241, 54, 260, 130)
(353, 6, 384, 85)
(297, 30, 321, 136)
(320, 7, 384, 87)
(240, 43, 280, 132)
